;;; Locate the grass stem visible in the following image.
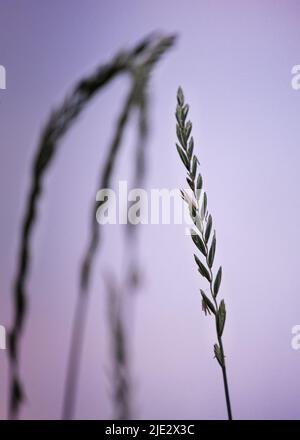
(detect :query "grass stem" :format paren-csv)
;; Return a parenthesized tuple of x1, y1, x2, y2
(175, 86, 233, 420)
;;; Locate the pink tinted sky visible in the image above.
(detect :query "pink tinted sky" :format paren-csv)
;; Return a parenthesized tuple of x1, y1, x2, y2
(1, 0, 300, 419)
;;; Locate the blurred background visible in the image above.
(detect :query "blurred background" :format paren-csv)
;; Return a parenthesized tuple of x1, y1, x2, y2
(1, 0, 300, 420)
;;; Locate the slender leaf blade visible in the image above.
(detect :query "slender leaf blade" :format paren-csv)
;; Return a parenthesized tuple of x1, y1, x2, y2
(217, 299, 226, 337)
(214, 343, 224, 367)
(204, 214, 212, 243)
(214, 266, 222, 297)
(208, 232, 216, 268)
(200, 289, 216, 315)
(176, 144, 189, 170)
(194, 254, 211, 281)
(190, 230, 207, 256)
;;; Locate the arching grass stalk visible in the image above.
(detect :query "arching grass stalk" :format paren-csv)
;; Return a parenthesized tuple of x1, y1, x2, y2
(8, 33, 175, 420)
(63, 35, 175, 420)
(8, 34, 153, 420)
(175, 87, 233, 420)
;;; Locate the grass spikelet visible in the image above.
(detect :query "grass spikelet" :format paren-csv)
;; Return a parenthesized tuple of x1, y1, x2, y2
(174, 87, 233, 420)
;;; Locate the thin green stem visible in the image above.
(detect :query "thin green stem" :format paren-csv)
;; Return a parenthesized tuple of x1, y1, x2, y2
(202, 234, 233, 421)
(218, 336, 232, 420)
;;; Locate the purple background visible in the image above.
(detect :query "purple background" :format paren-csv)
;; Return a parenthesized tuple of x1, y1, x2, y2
(1, 0, 300, 419)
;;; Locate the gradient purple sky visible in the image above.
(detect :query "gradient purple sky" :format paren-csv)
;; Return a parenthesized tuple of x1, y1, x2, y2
(1, 0, 300, 420)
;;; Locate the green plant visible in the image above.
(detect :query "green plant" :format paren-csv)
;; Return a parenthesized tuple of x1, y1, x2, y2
(8, 33, 175, 420)
(63, 34, 175, 420)
(175, 87, 233, 420)
(105, 273, 131, 420)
